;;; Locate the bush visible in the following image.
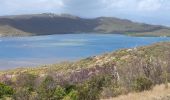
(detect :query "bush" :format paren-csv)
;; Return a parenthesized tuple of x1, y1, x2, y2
(133, 76, 153, 92)
(0, 83, 14, 98)
(53, 85, 66, 100)
(63, 90, 78, 100)
(13, 88, 30, 100)
(64, 84, 76, 94)
(37, 76, 56, 100)
(15, 73, 36, 91)
(77, 75, 112, 100)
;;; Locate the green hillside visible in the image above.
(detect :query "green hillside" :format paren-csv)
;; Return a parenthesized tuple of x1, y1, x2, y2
(0, 13, 169, 37)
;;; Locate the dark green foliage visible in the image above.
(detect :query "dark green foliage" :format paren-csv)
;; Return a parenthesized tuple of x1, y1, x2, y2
(64, 84, 76, 94)
(133, 76, 153, 92)
(36, 76, 79, 100)
(77, 75, 113, 100)
(0, 83, 14, 98)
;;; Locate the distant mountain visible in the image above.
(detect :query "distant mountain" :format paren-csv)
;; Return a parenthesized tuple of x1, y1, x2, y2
(0, 13, 170, 37)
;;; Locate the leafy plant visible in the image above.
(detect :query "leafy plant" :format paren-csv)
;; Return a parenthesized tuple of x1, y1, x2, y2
(63, 90, 78, 100)
(53, 85, 66, 100)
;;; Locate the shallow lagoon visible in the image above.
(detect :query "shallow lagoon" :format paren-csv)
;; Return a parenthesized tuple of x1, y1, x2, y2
(0, 33, 170, 69)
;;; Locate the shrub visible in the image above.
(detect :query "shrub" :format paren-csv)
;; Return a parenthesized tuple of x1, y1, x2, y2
(63, 90, 78, 100)
(77, 75, 112, 100)
(0, 83, 14, 98)
(64, 84, 76, 94)
(133, 76, 153, 92)
(13, 88, 30, 100)
(37, 76, 56, 100)
(15, 73, 36, 91)
(53, 85, 66, 100)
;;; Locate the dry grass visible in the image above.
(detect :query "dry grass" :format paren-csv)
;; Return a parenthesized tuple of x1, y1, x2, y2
(102, 84, 170, 100)
(0, 25, 32, 37)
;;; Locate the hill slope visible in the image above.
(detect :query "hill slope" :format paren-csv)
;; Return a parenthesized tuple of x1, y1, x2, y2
(0, 13, 170, 37)
(0, 42, 170, 99)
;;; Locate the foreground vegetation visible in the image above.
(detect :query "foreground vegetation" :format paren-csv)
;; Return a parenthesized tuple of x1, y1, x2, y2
(0, 42, 170, 100)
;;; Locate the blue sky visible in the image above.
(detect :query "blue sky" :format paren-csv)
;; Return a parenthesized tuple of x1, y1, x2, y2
(0, 0, 170, 26)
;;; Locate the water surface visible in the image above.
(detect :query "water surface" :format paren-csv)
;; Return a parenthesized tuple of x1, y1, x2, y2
(0, 33, 170, 70)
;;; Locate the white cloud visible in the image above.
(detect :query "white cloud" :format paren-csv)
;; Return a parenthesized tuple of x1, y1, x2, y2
(4, 0, 64, 8)
(0, 0, 168, 14)
(137, 0, 162, 11)
(0, 0, 65, 15)
(101, 0, 136, 9)
(100, 0, 165, 12)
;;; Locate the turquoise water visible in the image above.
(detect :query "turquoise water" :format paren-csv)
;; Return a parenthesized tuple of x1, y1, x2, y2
(0, 34, 170, 69)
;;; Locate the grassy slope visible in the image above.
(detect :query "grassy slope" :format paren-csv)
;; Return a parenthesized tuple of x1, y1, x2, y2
(0, 25, 32, 37)
(0, 42, 170, 99)
(102, 83, 170, 100)
(95, 17, 162, 33)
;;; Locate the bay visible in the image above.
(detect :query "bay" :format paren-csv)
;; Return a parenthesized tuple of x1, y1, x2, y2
(0, 33, 170, 70)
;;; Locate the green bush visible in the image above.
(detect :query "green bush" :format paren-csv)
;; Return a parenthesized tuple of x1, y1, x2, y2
(133, 76, 153, 92)
(53, 85, 66, 100)
(63, 90, 78, 100)
(64, 84, 76, 94)
(77, 75, 112, 100)
(0, 83, 14, 98)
